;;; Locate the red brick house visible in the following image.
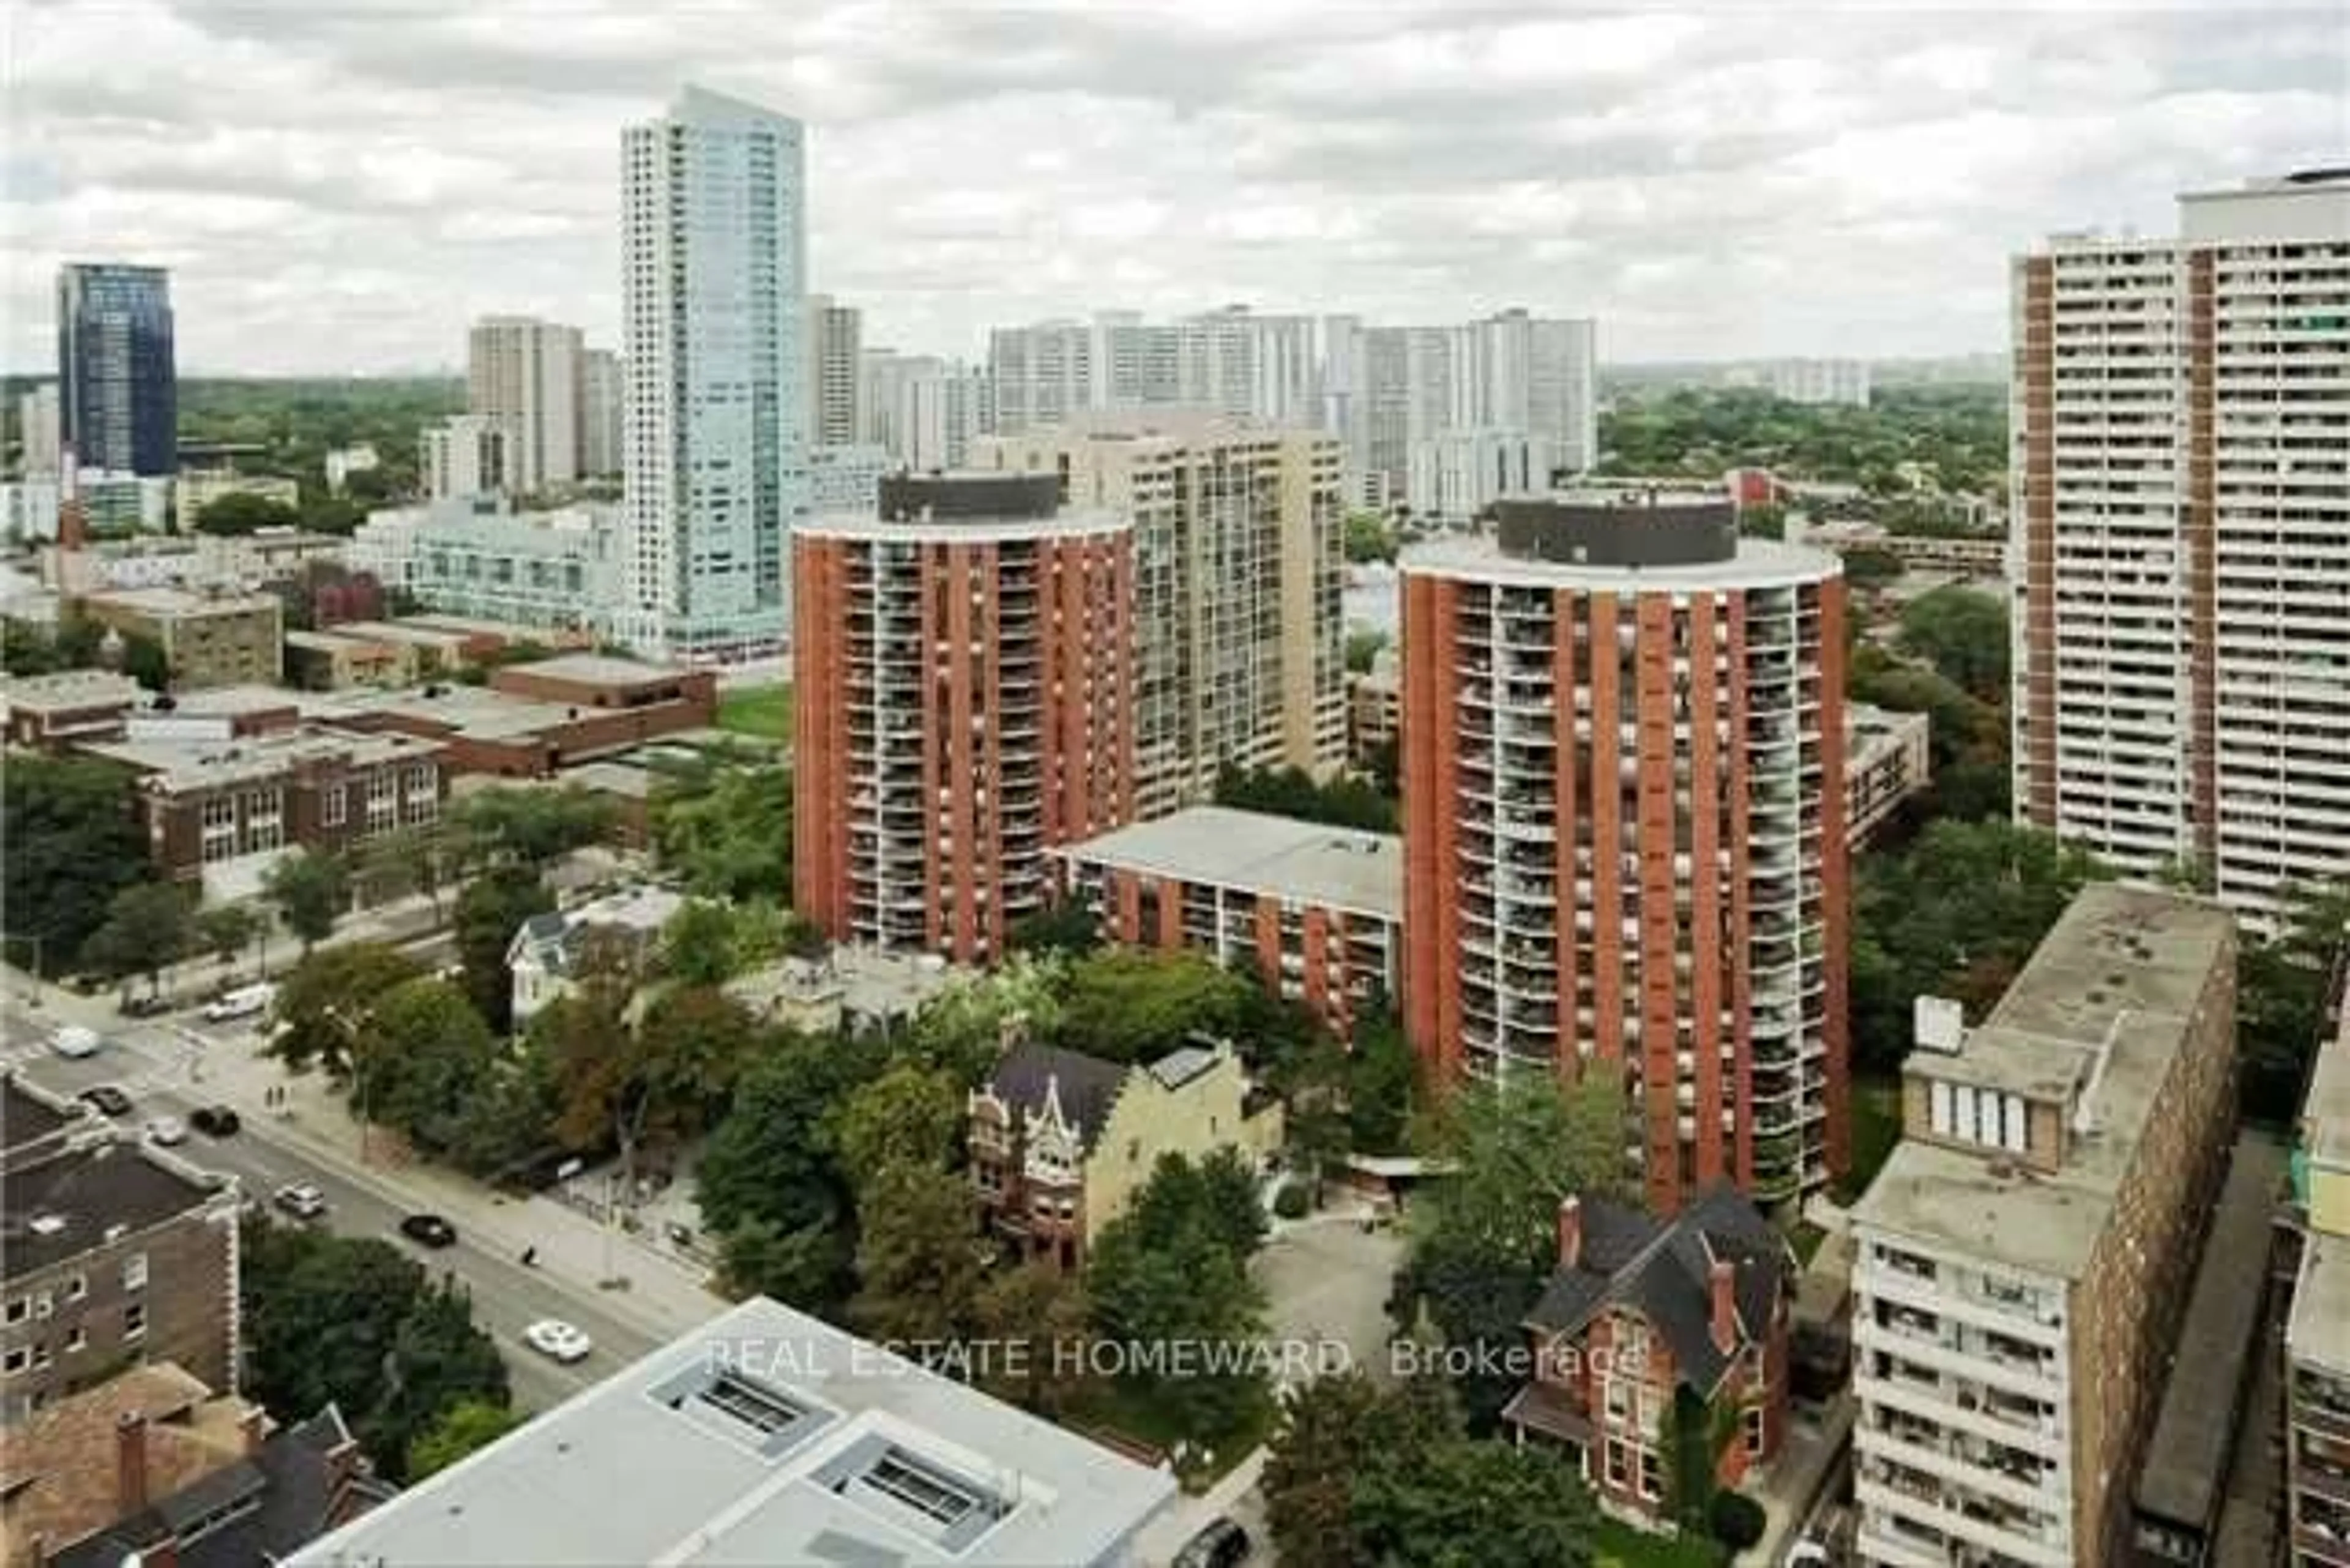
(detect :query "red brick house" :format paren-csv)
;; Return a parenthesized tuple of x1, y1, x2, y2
(1502, 1187, 1792, 1528)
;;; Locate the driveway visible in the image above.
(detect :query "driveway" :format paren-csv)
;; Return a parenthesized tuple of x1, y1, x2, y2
(1255, 1212, 1408, 1388)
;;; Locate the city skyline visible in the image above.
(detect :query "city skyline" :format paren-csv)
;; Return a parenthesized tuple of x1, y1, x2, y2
(6, 3, 2338, 376)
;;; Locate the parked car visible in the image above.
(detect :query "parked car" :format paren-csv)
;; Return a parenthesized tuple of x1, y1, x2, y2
(143, 1115, 188, 1146)
(203, 984, 276, 1023)
(1173, 1519, 1251, 1568)
(78, 1085, 133, 1118)
(49, 1026, 101, 1060)
(524, 1319, 593, 1364)
(273, 1183, 328, 1220)
(118, 993, 169, 1018)
(399, 1213, 458, 1249)
(190, 1105, 242, 1138)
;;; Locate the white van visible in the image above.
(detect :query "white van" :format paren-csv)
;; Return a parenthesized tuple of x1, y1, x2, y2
(203, 984, 276, 1023)
(50, 1026, 101, 1059)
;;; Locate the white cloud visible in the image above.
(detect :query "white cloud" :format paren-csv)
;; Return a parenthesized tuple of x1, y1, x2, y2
(2, 0, 2335, 371)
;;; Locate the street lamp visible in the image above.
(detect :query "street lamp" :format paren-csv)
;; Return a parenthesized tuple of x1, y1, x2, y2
(321, 1004, 375, 1165)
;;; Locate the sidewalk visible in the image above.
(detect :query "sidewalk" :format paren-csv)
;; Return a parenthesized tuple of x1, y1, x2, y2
(197, 1024, 727, 1343)
(56, 888, 454, 1012)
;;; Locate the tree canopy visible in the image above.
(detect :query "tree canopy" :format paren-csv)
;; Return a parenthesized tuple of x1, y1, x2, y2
(1215, 761, 1397, 834)
(1895, 584, 2010, 703)
(651, 765, 791, 902)
(80, 881, 195, 996)
(1056, 949, 1256, 1066)
(2, 753, 148, 974)
(1849, 818, 2104, 1073)
(266, 943, 423, 1078)
(241, 1222, 508, 1484)
(263, 848, 349, 954)
(452, 786, 617, 872)
(453, 866, 552, 1034)
(193, 491, 302, 536)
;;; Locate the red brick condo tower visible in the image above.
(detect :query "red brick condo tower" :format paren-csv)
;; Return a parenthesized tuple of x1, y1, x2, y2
(1398, 493, 1848, 1213)
(793, 471, 1136, 965)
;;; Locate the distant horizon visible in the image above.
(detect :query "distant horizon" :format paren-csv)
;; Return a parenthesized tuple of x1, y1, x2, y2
(8, 4, 2333, 373)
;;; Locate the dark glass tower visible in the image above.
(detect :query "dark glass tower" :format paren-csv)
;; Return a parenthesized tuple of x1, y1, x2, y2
(57, 263, 176, 477)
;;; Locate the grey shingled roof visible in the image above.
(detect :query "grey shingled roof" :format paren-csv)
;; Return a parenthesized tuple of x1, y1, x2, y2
(1526, 1186, 1789, 1395)
(987, 1043, 1132, 1155)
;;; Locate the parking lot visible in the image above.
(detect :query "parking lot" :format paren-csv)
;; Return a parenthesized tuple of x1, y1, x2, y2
(1256, 1208, 1409, 1388)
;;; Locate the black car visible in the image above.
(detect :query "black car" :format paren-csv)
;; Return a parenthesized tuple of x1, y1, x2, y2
(190, 1105, 242, 1138)
(78, 1085, 133, 1118)
(117, 993, 169, 1018)
(1173, 1519, 1251, 1568)
(399, 1213, 458, 1249)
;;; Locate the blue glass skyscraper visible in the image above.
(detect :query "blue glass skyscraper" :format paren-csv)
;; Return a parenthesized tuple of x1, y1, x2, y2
(58, 263, 176, 477)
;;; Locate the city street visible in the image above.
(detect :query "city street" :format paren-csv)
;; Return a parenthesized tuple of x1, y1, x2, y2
(4, 978, 685, 1415)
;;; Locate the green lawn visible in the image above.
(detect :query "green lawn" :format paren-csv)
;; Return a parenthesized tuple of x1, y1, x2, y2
(1595, 1518, 1728, 1567)
(1836, 1072, 1904, 1206)
(716, 682, 793, 740)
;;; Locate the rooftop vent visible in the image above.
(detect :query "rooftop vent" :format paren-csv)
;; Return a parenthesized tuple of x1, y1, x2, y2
(29, 1215, 67, 1237)
(1912, 995, 1965, 1055)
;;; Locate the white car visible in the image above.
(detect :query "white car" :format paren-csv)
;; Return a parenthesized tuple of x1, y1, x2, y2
(203, 984, 275, 1023)
(273, 1183, 328, 1220)
(50, 1026, 100, 1059)
(524, 1318, 592, 1364)
(143, 1115, 188, 1147)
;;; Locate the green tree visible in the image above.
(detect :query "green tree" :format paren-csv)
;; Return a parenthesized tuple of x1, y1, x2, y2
(651, 765, 791, 902)
(1841, 546, 1906, 589)
(1084, 1151, 1272, 1449)
(1215, 762, 1397, 834)
(1058, 949, 1256, 1066)
(193, 903, 266, 979)
(1343, 510, 1397, 565)
(1351, 1436, 1597, 1568)
(266, 943, 424, 1078)
(193, 491, 302, 536)
(849, 1160, 994, 1348)
(901, 955, 1069, 1083)
(452, 786, 617, 872)
(660, 898, 749, 987)
(829, 1062, 966, 1189)
(1006, 900, 1102, 958)
(81, 881, 195, 999)
(1345, 627, 1389, 675)
(1848, 818, 2103, 1073)
(1346, 1005, 1417, 1157)
(241, 1223, 508, 1483)
(972, 1261, 1093, 1417)
(453, 867, 552, 1034)
(1264, 1371, 1462, 1568)
(2, 753, 146, 976)
(2239, 882, 2350, 1124)
(359, 977, 501, 1157)
(1392, 1072, 1630, 1427)
(263, 848, 349, 955)
(1896, 584, 2010, 703)
(406, 1398, 525, 1480)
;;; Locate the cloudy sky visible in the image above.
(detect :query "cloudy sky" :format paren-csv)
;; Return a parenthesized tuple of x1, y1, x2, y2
(4, 1, 2342, 374)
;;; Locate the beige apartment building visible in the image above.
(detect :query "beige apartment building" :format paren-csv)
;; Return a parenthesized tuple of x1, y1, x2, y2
(78, 585, 282, 689)
(468, 315, 583, 494)
(974, 412, 1346, 817)
(1851, 883, 2239, 1567)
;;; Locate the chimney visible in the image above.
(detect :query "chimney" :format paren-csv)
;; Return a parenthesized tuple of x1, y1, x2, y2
(240, 1405, 269, 1458)
(1709, 1258, 1737, 1357)
(117, 1410, 149, 1516)
(1556, 1196, 1583, 1269)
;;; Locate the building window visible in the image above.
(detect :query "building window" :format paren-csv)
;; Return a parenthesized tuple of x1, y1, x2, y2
(30, 1341, 50, 1371)
(2, 1298, 23, 1325)
(365, 771, 398, 833)
(1744, 1405, 1766, 1458)
(201, 794, 239, 863)
(323, 784, 347, 828)
(124, 1301, 146, 1341)
(31, 1291, 50, 1320)
(1, 1346, 24, 1377)
(1604, 1441, 1628, 1487)
(64, 1327, 85, 1354)
(242, 787, 284, 854)
(64, 1275, 86, 1303)
(123, 1254, 147, 1293)
(1638, 1453, 1663, 1501)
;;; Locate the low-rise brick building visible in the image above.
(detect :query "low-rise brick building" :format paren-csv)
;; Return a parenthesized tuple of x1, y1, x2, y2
(83, 725, 447, 887)
(1058, 805, 1403, 1039)
(968, 1039, 1280, 1271)
(0, 671, 146, 749)
(1504, 1187, 1793, 1529)
(77, 586, 283, 690)
(319, 654, 717, 778)
(1, 1137, 240, 1424)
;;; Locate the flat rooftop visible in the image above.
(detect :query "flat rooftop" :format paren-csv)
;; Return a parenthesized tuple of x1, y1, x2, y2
(83, 586, 277, 616)
(3, 1139, 224, 1283)
(83, 724, 437, 790)
(1854, 883, 2237, 1280)
(502, 652, 696, 689)
(319, 684, 580, 742)
(0, 670, 144, 712)
(287, 1297, 1175, 1567)
(331, 620, 472, 650)
(1401, 529, 1840, 594)
(1060, 805, 1403, 920)
(2302, 991, 2350, 1174)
